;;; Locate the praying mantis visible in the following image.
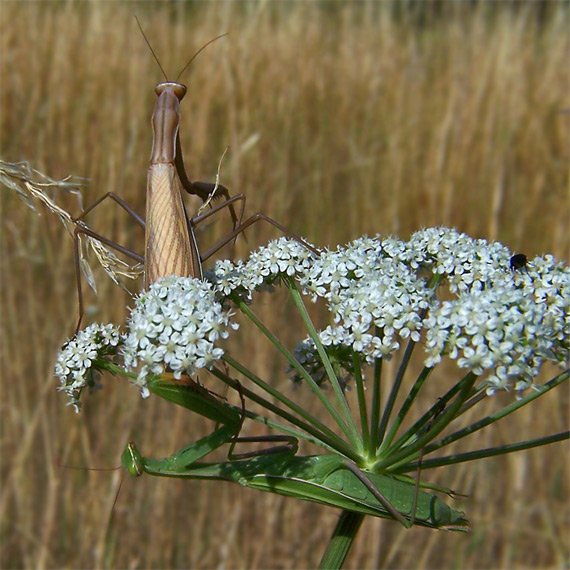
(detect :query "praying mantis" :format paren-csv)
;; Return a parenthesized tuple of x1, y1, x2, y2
(123, 444, 468, 530)
(122, 375, 469, 530)
(71, 26, 316, 331)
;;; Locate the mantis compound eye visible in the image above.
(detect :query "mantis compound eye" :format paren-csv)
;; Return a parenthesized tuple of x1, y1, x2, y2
(155, 81, 187, 101)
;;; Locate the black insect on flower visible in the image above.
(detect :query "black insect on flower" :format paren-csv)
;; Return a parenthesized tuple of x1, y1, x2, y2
(510, 253, 528, 271)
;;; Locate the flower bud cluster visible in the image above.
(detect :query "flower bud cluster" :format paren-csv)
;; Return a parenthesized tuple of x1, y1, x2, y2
(55, 323, 122, 412)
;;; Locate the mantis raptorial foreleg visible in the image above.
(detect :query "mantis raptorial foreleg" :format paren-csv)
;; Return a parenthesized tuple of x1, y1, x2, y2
(133, 375, 298, 465)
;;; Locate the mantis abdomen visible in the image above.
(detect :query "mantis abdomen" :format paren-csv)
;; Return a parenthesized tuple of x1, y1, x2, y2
(145, 162, 201, 286)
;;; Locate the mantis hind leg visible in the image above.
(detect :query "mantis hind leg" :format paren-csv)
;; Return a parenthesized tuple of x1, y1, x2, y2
(343, 462, 411, 528)
(73, 191, 145, 228)
(71, 192, 145, 332)
(195, 205, 320, 262)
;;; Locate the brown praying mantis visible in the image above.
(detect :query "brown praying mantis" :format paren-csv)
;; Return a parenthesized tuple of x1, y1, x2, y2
(70, 26, 316, 332)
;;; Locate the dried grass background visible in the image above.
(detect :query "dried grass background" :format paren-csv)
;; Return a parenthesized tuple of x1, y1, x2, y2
(1, 2, 568, 569)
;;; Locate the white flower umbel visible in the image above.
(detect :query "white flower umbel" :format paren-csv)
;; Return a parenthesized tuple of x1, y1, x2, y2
(207, 236, 316, 300)
(55, 323, 122, 412)
(424, 254, 569, 393)
(53, 228, 569, 548)
(55, 230, 568, 409)
(122, 275, 239, 396)
(279, 228, 570, 395)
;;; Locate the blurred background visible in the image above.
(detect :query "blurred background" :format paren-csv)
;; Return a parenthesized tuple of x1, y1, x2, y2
(1, 2, 568, 568)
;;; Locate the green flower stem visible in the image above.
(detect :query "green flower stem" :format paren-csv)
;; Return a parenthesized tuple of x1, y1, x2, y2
(97, 360, 138, 379)
(318, 510, 365, 570)
(220, 354, 336, 440)
(368, 349, 383, 453)
(288, 283, 364, 455)
(402, 430, 570, 471)
(213, 358, 358, 460)
(422, 368, 570, 456)
(387, 371, 475, 454)
(351, 351, 370, 453)
(375, 373, 477, 470)
(376, 335, 421, 451)
(235, 299, 355, 444)
(456, 390, 487, 415)
(381, 366, 434, 452)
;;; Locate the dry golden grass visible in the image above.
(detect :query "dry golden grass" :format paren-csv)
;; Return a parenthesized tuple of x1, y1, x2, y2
(1, 2, 568, 569)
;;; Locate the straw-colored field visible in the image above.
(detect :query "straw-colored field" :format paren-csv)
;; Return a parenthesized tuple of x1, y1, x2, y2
(1, 3, 568, 568)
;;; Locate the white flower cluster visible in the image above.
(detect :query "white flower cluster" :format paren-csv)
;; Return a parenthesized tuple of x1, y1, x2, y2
(206, 258, 248, 300)
(210, 236, 429, 364)
(424, 253, 570, 394)
(206, 235, 430, 374)
(121, 275, 239, 397)
(207, 236, 316, 300)
(215, 228, 566, 396)
(55, 229, 569, 408)
(407, 227, 514, 294)
(55, 323, 122, 412)
(298, 237, 432, 364)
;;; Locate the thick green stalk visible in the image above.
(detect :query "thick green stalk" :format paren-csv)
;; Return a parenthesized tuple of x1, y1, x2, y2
(318, 510, 365, 570)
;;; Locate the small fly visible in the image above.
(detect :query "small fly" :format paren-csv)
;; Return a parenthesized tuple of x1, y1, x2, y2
(510, 253, 528, 271)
